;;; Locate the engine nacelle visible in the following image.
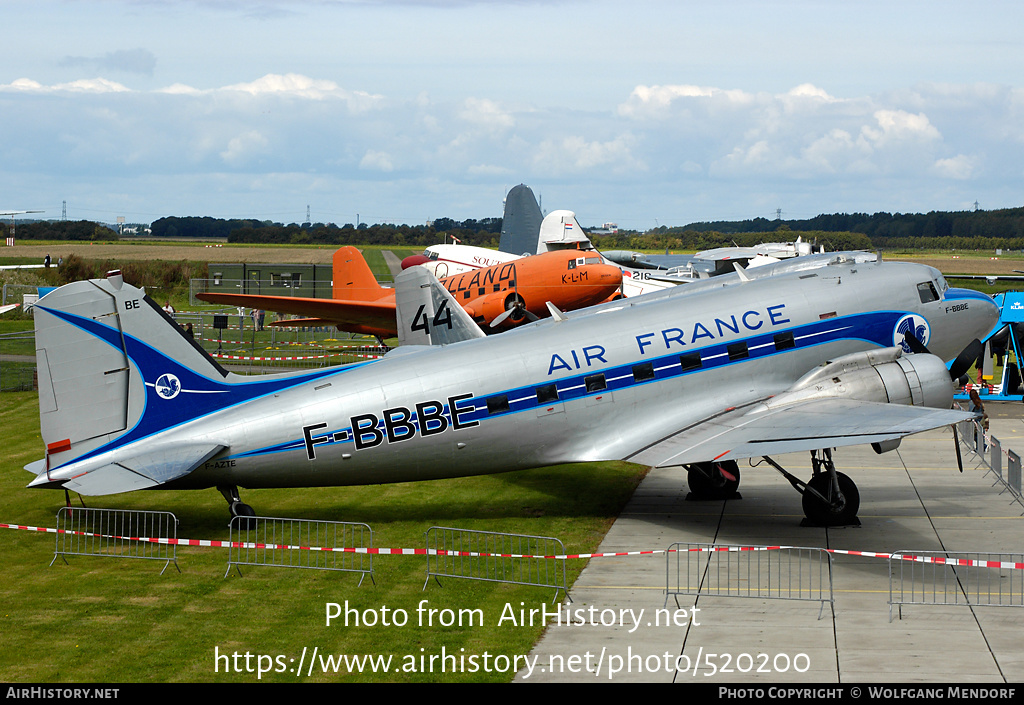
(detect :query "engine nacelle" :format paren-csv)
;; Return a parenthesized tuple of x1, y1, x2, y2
(764, 347, 954, 412)
(463, 291, 524, 326)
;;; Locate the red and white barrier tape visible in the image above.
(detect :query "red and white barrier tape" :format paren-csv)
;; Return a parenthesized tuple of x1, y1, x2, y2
(3, 522, 1021, 569)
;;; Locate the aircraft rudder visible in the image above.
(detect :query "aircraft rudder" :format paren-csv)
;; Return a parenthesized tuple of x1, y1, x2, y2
(499, 184, 544, 256)
(31, 273, 231, 473)
(332, 246, 388, 301)
(394, 267, 486, 346)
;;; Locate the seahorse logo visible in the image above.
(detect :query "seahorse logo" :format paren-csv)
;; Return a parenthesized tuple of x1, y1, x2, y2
(893, 314, 930, 353)
(155, 373, 181, 400)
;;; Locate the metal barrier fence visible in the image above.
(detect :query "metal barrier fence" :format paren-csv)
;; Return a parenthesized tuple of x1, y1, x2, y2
(225, 515, 373, 584)
(666, 543, 834, 619)
(190, 276, 394, 308)
(51, 507, 180, 574)
(888, 550, 1024, 621)
(0, 330, 36, 392)
(424, 526, 570, 603)
(956, 418, 1024, 511)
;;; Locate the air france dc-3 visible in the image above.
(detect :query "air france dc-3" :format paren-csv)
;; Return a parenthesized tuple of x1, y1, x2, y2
(26, 254, 997, 525)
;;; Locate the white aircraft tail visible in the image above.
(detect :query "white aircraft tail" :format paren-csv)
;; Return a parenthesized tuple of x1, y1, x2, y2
(538, 210, 593, 252)
(393, 267, 486, 346)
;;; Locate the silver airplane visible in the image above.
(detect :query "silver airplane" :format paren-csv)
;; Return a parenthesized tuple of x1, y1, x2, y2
(25, 255, 998, 526)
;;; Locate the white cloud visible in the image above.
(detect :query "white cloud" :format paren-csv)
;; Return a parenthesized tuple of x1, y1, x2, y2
(360, 150, 394, 172)
(459, 97, 515, 132)
(532, 135, 643, 175)
(934, 154, 976, 179)
(617, 84, 753, 119)
(0, 77, 130, 93)
(220, 130, 269, 166)
(862, 109, 941, 144)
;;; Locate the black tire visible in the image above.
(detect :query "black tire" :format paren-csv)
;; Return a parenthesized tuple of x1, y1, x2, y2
(801, 472, 860, 526)
(686, 461, 740, 500)
(230, 502, 257, 530)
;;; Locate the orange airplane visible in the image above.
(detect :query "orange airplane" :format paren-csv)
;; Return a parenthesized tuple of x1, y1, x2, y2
(197, 246, 622, 339)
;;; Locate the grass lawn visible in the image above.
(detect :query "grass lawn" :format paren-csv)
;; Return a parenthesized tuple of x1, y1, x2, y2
(0, 392, 647, 683)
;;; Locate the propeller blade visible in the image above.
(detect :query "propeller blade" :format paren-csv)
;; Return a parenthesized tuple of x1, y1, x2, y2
(903, 331, 929, 355)
(951, 424, 964, 473)
(949, 338, 984, 382)
(489, 307, 515, 328)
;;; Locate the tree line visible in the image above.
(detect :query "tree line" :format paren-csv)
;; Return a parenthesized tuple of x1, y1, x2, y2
(14, 206, 1024, 251)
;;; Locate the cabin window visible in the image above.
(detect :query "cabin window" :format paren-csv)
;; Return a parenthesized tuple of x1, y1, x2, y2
(585, 374, 607, 392)
(487, 395, 510, 415)
(536, 384, 558, 404)
(727, 342, 749, 361)
(632, 362, 655, 382)
(917, 281, 939, 303)
(680, 352, 702, 372)
(774, 332, 795, 351)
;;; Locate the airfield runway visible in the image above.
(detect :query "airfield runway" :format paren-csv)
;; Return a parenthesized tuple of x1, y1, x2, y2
(517, 404, 1024, 683)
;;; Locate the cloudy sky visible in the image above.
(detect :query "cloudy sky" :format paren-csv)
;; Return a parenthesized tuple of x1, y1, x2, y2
(1, 0, 1023, 230)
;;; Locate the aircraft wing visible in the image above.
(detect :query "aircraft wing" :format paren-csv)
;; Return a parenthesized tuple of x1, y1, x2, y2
(625, 398, 975, 468)
(196, 292, 397, 337)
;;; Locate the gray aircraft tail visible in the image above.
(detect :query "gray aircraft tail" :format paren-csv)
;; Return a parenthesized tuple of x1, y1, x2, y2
(27, 272, 233, 491)
(499, 184, 544, 256)
(393, 267, 486, 346)
(27, 271, 337, 495)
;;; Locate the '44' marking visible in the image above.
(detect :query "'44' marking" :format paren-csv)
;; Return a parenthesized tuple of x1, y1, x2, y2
(411, 300, 453, 334)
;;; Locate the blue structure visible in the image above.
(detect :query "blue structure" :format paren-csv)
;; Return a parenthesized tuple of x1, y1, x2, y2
(956, 291, 1024, 401)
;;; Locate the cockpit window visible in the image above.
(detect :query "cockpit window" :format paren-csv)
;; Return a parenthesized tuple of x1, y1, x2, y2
(917, 281, 939, 303)
(935, 275, 949, 293)
(585, 256, 602, 265)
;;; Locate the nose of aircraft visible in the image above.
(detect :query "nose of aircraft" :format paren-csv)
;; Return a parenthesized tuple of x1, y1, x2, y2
(402, 254, 430, 270)
(601, 263, 624, 287)
(948, 287, 1001, 340)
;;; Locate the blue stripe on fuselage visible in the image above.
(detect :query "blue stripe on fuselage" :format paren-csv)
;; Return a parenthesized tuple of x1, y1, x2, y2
(242, 308, 915, 462)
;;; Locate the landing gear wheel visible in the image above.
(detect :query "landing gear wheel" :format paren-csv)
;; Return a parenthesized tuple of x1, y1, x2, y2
(230, 501, 257, 530)
(801, 471, 860, 526)
(230, 501, 255, 518)
(686, 461, 741, 500)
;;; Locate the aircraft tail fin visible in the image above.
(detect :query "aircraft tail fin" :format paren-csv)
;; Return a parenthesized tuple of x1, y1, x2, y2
(538, 210, 593, 252)
(29, 272, 237, 491)
(499, 184, 544, 256)
(333, 246, 390, 302)
(394, 267, 486, 346)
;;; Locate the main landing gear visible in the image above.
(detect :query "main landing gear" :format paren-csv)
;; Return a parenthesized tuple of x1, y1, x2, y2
(219, 485, 256, 527)
(761, 449, 861, 527)
(684, 449, 861, 526)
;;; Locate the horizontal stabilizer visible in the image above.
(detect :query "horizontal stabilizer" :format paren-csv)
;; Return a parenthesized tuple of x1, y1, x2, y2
(627, 399, 975, 468)
(197, 291, 397, 337)
(44, 443, 225, 496)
